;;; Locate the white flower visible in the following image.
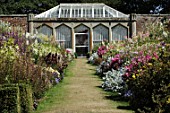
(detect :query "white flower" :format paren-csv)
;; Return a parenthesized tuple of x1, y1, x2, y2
(163, 31, 168, 38)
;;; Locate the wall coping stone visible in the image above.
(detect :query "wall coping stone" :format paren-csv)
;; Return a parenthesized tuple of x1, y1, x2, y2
(136, 14, 170, 17)
(0, 14, 27, 17)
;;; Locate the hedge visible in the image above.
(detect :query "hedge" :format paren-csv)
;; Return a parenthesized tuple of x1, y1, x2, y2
(0, 83, 33, 113)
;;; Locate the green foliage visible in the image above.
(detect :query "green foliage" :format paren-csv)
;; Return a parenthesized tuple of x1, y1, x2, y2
(0, 0, 169, 14)
(0, 38, 19, 84)
(18, 83, 33, 113)
(0, 87, 20, 113)
(128, 45, 170, 113)
(0, 84, 33, 113)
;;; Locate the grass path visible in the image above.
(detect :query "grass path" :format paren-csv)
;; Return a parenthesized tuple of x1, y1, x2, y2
(35, 58, 133, 113)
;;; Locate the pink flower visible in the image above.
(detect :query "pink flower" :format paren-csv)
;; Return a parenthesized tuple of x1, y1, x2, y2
(111, 54, 121, 63)
(115, 54, 121, 58)
(112, 57, 119, 62)
(125, 66, 131, 72)
(66, 50, 70, 53)
(139, 51, 143, 55)
(145, 55, 152, 61)
(124, 72, 130, 77)
(153, 52, 159, 59)
(97, 46, 108, 56)
(137, 57, 142, 62)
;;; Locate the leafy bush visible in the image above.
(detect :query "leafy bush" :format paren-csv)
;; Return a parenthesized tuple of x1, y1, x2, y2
(127, 45, 170, 113)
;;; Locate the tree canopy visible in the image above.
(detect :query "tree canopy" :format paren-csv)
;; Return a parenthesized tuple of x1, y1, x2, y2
(0, 0, 170, 14)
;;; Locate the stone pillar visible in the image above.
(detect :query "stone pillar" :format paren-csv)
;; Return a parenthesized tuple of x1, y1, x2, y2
(89, 28, 93, 51)
(27, 14, 34, 34)
(109, 24, 112, 43)
(130, 13, 137, 37)
(52, 24, 56, 41)
(71, 28, 75, 52)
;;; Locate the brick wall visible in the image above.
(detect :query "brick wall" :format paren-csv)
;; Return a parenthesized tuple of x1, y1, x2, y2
(0, 14, 28, 33)
(0, 14, 169, 34)
(136, 14, 170, 33)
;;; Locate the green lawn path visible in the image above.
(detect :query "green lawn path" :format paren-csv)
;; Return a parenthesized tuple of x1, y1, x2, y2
(34, 58, 133, 113)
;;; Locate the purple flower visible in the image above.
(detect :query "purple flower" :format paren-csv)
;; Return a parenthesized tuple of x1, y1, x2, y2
(124, 90, 132, 97)
(55, 78, 60, 84)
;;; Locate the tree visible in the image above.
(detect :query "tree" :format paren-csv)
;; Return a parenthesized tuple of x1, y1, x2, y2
(0, 0, 169, 14)
(118, 0, 170, 14)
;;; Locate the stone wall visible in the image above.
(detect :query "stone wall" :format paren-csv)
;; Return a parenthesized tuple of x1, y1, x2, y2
(0, 14, 28, 33)
(136, 14, 170, 33)
(0, 14, 170, 34)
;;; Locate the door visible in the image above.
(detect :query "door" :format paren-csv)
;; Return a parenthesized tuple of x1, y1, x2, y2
(75, 33, 89, 56)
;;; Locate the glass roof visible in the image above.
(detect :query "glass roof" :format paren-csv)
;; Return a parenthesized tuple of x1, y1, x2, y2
(35, 3, 128, 18)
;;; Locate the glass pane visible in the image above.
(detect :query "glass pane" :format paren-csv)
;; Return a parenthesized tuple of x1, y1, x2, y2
(37, 25, 52, 37)
(76, 34, 88, 46)
(35, 4, 128, 18)
(75, 9, 78, 17)
(78, 9, 80, 17)
(75, 25, 89, 33)
(58, 41, 71, 48)
(93, 25, 109, 41)
(93, 41, 102, 47)
(56, 25, 72, 48)
(112, 25, 128, 41)
(100, 8, 103, 17)
(83, 9, 86, 17)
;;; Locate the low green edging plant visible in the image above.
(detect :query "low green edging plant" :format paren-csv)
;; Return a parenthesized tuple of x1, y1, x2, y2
(0, 87, 20, 113)
(0, 83, 33, 113)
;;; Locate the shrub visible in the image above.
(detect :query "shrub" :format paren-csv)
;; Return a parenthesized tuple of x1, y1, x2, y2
(0, 84, 33, 113)
(0, 87, 20, 113)
(127, 45, 170, 113)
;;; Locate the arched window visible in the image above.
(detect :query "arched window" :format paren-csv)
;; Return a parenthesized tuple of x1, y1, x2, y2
(75, 25, 89, 33)
(112, 25, 128, 41)
(93, 25, 109, 46)
(56, 25, 72, 48)
(37, 25, 53, 37)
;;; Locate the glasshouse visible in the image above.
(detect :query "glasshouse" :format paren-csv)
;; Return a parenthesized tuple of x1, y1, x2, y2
(28, 3, 136, 56)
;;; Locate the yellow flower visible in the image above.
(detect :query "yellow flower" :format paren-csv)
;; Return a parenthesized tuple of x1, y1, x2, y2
(143, 66, 146, 69)
(136, 74, 139, 77)
(148, 63, 152, 66)
(137, 69, 142, 72)
(167, 97, 170, 104)
(132, 74, 136, 79)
